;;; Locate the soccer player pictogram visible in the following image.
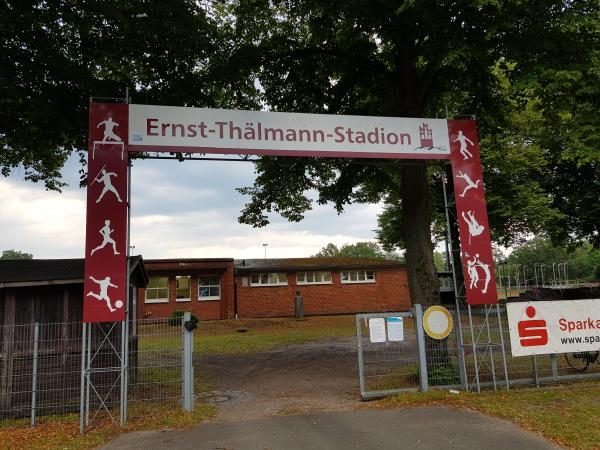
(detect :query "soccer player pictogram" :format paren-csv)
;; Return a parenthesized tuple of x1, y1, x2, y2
(86, 276, 124, 313)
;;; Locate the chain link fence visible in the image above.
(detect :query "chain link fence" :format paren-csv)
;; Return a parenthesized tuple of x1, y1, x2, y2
(0, 317, 192, 427)
(357, 303, 600, 398)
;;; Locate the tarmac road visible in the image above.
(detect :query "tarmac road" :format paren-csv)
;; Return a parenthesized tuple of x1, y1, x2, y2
(104, 406, 561, 450)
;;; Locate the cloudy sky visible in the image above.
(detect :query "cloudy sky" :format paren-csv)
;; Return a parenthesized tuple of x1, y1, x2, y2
(0, 154, 384, 260)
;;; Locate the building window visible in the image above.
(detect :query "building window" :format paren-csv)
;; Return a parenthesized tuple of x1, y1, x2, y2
(146, 277, 169, 303)
(250, 272, 288, 286)
(340, 270, 375, 284)
(176, 276, 191, 302)
(199, 276, 221, 300)
(297, 271, 332, 285)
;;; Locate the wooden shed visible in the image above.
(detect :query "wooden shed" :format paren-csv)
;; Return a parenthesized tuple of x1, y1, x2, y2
(0, 257, 148, 418)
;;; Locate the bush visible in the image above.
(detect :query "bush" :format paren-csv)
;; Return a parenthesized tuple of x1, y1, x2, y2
(427, 363, 461, 386)
(169, 310, 198, 326)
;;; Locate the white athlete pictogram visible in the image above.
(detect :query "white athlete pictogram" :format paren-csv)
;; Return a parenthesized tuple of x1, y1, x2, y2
(456, 171, 481, 197)
(97, 117, 122, 143)
(467, 256, 479, 290)
(87, 276, 124, 312)
(466, 253, 491, 294)
(453, 130, 474, 160)
(461, 210, 485, 244)
(90, 219, 120, 256)
(93, 165, 123, 204)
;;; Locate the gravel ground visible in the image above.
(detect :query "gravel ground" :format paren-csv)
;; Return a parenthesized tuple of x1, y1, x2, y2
(195, 336, 361, 421)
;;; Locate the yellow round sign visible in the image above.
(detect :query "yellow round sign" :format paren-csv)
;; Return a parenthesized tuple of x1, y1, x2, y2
(423, 305, 453, 339)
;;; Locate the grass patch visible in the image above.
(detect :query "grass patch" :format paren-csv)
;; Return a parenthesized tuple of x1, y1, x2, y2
(138, 315, 358, 355)
(0, 402, 216, 450)
(195, 315, 357, 354)
(374, 383, 600, 450)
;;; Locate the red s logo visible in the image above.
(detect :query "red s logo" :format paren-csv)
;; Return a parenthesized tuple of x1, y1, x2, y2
(518, 306, 548, 347)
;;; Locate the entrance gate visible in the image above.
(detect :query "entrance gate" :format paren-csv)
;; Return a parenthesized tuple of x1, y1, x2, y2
(80, 98, 500, 428)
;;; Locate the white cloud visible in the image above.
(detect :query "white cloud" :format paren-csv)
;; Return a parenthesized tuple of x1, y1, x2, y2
(0, 180, 86, 257)
(2, 156, 384, 260)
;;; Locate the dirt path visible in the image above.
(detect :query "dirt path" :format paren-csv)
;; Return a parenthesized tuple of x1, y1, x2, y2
(195, 337, 361, 422)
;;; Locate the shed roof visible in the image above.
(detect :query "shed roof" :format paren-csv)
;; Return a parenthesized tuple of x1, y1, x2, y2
(234, 257, 405, 272)
(0, 256, 148, 287)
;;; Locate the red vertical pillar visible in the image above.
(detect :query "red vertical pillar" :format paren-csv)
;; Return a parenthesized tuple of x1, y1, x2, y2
(83, 103, 129, 322)
(448, 120, 498, 305)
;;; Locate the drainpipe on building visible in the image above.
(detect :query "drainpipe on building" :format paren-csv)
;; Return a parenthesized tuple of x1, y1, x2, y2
(234, 280, 238, 319)
(295, 290, 304, 320)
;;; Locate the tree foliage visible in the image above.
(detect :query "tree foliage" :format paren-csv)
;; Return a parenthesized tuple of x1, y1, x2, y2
(312, 241, 403, 261)
(0, 249, 33, 260)
(230, 0, 599, 306)
(0, 0, 259, 190)
(503, 237, 600, 282)
(1, 1, 598, 307)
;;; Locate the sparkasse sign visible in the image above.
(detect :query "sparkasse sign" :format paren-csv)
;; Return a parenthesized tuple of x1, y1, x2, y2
(507, 300, 600, 357)
(128, 104, 451, 159)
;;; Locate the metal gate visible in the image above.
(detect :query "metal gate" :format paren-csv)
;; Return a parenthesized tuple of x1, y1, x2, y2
(356, 308, 425, 400)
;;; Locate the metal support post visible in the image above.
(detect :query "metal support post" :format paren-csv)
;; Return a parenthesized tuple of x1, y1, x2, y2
(467, 305, 481, 392)
(182, 312, 194, 411)
(119, 319, 126, 426)
(496, 305, 510, 390)
(31, 322, 39, 427)
(79, 323, 87, 434)
(120, 157, 132, 426)
(484, 306, 497, 391)
(414, 304, 428, 392)
(532, 356, 540, 387)
(85, 324, 91, 425)
(441, 171, 468, 389)
(550, 354, 559, 380)
(355, 315, 366, 400)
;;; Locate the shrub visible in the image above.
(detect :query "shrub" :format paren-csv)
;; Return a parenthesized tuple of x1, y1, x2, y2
(169, 310, 198, 326)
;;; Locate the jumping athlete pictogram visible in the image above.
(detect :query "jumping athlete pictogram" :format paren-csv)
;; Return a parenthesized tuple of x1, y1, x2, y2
(454, 130, 474, 160)
(97, 117, 122, 143)
(86, 276, 124, 312)
(93, 165, 123, 204)
(466, 253, 492, 294)
(461, 210, 485, 244)
(90, 219, 120, 256)
(456, 171, 480, 197)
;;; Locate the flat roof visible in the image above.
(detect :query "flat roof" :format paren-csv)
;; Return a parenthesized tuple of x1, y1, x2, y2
(235, 257, 406, 272)
(145, 258, 234, 263)
(0, 256, 148, 287)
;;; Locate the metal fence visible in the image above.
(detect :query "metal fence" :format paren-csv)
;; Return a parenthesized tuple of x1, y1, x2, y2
(356, 304, 600, 399)
(464, 305, 600, 390)
(0, 317, 193, 427)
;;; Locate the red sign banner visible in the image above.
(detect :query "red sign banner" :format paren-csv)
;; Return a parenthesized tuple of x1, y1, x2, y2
(83, 103, 129, 322)
(83, 104, 497, 322)
(448, 120, 498, 305)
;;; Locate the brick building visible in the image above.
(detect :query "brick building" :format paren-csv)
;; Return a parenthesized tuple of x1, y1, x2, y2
(235, 258, 410, 318)
(137, 258, 235, 320)
(137, 257, 413, 320)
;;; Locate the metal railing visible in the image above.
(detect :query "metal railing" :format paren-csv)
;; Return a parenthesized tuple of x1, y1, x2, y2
(356, 304, 600, 399)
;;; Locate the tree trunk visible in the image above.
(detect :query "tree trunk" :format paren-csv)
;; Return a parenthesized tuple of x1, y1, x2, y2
(401, 162, 440, 308)
(401, 162, 454, 381)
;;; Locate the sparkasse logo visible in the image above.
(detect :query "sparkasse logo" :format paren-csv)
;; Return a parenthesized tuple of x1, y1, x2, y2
(518, 306, 548, 347)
